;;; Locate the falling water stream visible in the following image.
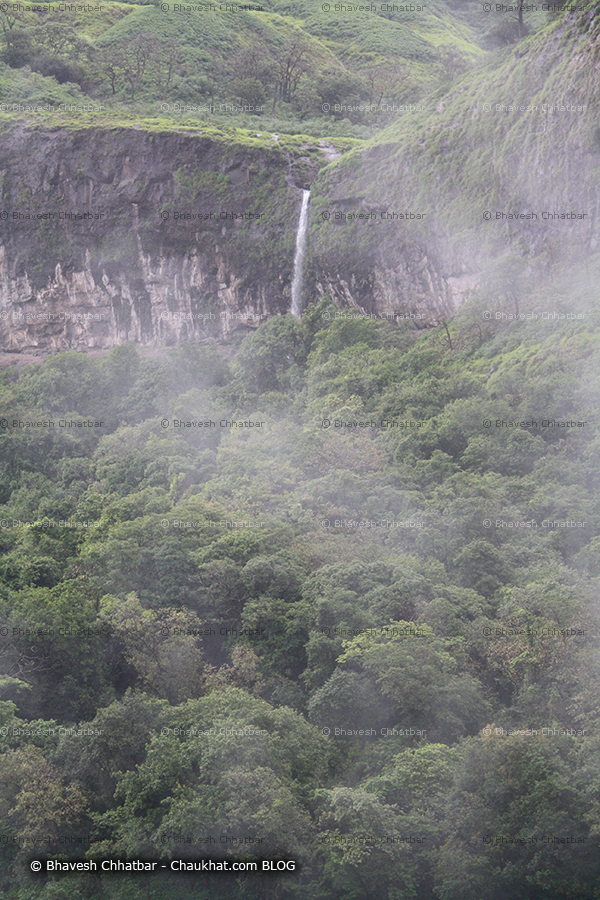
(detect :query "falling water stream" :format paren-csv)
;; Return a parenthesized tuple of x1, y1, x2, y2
(291, 189, 310, 318)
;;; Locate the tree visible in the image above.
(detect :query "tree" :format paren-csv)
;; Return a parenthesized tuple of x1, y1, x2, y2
(52, 691, 170, 807)
(240, 595, 310, 680)
(99, 595, 206, 704)
(435, 733, 600, 899)
(337, 622, 490, 740)
(1, 579, 110, 721)
(0, 6, 28, 66)
(101, 32, 156, 102)
(315, 787, 417, 899)
(482, 255, 530, 319)
(308, 669, 394, 734)
(229, 40, 273, 109)
(272, 34, 312, 113)
(156, 40, 180, 102)
(0, 746, 88, 850)
(95, 689, 328, 861)
(452, 540, 510, 598)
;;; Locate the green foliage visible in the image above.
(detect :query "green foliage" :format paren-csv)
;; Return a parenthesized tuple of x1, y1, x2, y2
(0, 271, 599, 897)
(0, 0, 483, 137)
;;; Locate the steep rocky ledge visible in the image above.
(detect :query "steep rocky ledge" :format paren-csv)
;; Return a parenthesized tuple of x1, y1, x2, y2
(3, 3, 598, 362)
(0, 127, 322, 354)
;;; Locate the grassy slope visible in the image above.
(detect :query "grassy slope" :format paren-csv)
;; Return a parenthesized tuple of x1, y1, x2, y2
(310, 3, 600, 273)
(0, 0, 482, 136)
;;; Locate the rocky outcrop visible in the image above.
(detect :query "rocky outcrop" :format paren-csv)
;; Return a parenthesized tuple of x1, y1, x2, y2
(0, 127, 322, 353)
(3, 4, 599, 358)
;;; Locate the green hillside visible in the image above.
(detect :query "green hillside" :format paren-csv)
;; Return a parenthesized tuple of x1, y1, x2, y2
(0, 0, 491, 137)
(0, 2, 597, 897)
(308, 2, 599, 312)
(0, 247, 599, 898)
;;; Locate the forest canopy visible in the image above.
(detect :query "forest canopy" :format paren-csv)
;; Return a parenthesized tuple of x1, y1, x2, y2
(0, 278, 599, 899)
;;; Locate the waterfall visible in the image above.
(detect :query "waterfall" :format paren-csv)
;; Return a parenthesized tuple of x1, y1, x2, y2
(291, 189, 310, 318)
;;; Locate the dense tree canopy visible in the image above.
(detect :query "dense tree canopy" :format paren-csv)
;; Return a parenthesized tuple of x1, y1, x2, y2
(0, 282, 599, 898)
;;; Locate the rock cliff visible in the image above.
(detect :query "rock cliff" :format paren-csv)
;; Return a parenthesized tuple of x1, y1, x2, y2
(2, 4, 599, 357)
(0, 127, 321, 353)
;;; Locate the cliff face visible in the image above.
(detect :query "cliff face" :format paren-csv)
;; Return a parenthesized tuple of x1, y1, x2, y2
(0, 127, 320, 353)
(2, 6, 599, 358)
(307, 183, 465, 321)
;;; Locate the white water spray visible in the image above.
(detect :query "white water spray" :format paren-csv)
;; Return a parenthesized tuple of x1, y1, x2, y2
(291, 189, 310, 318)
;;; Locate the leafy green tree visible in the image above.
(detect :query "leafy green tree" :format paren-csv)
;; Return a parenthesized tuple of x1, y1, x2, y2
(0, 746, 88, 861)
(337, 622, 490, 740)
(99, 595, 206, 704)
(452, 540, 510, 598)
(434, 733, 600, 899)
(2, 579, 110, 721)
(315, 787, 418, 899)
(93, 688, 329, 861)
(308, 669, 394, 734)
(52, 691, 169, 809)
(240, 595, 310, 680)
(229, 315, 307, 395)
